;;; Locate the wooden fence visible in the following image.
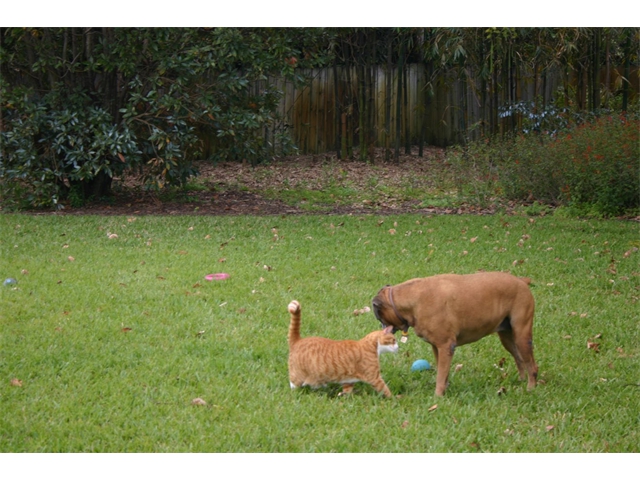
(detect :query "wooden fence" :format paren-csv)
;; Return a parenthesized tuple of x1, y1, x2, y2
(262, 63, 636, 155)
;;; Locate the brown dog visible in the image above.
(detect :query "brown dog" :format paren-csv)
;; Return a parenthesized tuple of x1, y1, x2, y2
(372, 272, 538, 396)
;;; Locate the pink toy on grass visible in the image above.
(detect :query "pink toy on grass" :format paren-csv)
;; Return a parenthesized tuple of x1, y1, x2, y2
(205, 273, 230, 281)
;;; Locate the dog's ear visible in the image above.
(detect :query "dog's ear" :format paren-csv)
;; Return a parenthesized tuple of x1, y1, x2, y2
(372, 297, 384, 322)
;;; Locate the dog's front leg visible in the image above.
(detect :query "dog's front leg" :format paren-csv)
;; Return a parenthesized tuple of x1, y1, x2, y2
(434, 341, 456, 396)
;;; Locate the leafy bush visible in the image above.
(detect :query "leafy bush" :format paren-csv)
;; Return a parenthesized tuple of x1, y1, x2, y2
(448, 113, 639, 217)
(0, 28, 329, 209)
(0, 89, 139, 208)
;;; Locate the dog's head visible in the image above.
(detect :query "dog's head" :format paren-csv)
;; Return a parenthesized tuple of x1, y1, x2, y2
(372, 285, 408, 334)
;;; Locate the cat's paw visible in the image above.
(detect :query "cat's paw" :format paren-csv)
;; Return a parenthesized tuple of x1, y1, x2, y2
(288, 300, 300, 314)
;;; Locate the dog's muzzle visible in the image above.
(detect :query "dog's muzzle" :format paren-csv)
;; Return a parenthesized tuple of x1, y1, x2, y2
(372, 288, 400, 333)
(372, 286, 409, 334)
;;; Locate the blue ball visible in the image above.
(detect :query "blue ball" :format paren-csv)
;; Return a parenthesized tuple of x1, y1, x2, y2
(3, 278, 17, 286)
(411, 359, 431, 372)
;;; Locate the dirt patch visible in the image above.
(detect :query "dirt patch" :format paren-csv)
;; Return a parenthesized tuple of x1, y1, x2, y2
(17, 147, 513, 217)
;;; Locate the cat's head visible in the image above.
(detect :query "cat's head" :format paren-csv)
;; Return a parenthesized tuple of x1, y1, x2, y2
(377, 326, 399, 355)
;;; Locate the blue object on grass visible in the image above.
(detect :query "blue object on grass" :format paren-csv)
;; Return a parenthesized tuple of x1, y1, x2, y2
(3, 278, 17, 286)
(411, 359, 431, 371)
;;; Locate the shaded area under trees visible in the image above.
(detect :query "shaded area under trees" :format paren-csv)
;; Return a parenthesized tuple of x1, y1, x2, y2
(1, 27, 638, 210)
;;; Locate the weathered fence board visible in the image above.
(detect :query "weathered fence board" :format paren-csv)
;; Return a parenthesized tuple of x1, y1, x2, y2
(265, 63, 635, 155)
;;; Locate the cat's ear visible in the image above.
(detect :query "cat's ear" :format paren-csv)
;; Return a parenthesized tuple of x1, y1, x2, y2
(382, 325, 394, 334)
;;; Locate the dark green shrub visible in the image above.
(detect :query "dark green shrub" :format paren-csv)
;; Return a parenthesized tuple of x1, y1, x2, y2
(0, 89, 139, 209)
(0, 28, 327, 209)
(448, 114, 639, 217)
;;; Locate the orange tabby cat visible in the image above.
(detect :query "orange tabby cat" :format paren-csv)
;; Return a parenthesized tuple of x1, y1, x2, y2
(287, 300, 398, 397)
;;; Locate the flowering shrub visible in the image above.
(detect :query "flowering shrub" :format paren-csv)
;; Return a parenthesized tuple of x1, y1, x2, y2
(552, 115, 639, 216)
(449, 114, 639, 217)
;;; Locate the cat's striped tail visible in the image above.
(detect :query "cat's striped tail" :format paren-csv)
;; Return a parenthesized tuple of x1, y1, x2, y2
(287, 300, 302, 347)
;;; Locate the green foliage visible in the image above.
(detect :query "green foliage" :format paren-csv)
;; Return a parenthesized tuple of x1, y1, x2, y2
(0, 88, 139, 208)
(449, 114, 640, 217)
(0, 28, 330, 208)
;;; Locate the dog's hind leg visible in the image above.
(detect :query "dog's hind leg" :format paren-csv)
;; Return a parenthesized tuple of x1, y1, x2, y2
(497, 330, 526, 381)
(515, 334, 538, 390)
(511, 322, 538, 390)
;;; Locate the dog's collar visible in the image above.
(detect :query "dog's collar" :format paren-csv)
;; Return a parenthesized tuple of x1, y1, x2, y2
(387, 286, 410, 333)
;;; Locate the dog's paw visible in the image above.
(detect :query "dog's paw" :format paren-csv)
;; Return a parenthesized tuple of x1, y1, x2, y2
(288, 300, 300, 314)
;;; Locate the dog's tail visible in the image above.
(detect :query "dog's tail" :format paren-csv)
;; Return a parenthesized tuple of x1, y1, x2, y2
(287, 300, 302, 347)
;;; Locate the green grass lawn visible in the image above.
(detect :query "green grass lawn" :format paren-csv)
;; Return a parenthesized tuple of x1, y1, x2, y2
(1, 212, 638, 452)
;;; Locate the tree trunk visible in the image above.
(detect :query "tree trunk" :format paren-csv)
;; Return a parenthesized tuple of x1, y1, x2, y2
(622, 28, 631, 112)
(385, 37, 392, 162)
(395, 37, 405, 162)
(358, 64, 366, 161)
(604, 31, 611, 109)
(590, 28, 601, 113)
(81, 171, 113, 200)
(333, 60, 342, 159)
(403, 62, 410, 154)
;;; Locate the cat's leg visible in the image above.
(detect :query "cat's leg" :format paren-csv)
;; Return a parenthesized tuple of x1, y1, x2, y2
(338, 384, 355, 396)
(369, 376, 393, 398)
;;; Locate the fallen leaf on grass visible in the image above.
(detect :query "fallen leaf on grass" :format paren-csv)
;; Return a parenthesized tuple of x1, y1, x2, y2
(428, 404, 438, 412)
(10, 378, 23, 387)
(68, 256, 75, 262)
(546, 425, 555, 432)
(353, 306, 371, 316)
(497, 386, 507, 395)
(454, 364, 463, 372)
(587, 341, 600, 353)
(121, 327, 132, 332)
(401, 420, 409, 429)
(192, 398, 207, 406)
(21, 269, 29, 275)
